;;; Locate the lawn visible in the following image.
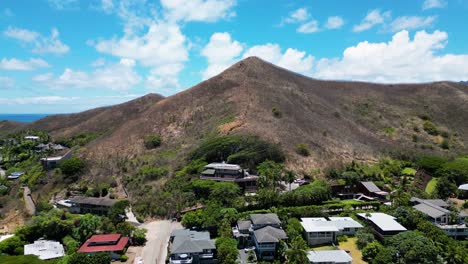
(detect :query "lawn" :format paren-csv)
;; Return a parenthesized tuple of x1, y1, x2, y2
(425, 177, 439, 194)
(338, 237, 367, 264)
(0, 255, 57, 264)
(310, 237, 366, 264)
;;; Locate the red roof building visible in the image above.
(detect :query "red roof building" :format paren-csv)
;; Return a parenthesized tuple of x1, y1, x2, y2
(78, 234, 129, 254)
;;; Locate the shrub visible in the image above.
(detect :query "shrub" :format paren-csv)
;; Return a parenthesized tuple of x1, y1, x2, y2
(362, 241, 383, 262)
(144, 134, 162, 149)
(440, 138, 449, 149)
(337, 235, 348, 243)
(120, 254, 128, 262)
(296, 144, 310, 156)
(272, 107, 282, 118)
(411, 134, 418, 142)
(423, 121, 439, 135)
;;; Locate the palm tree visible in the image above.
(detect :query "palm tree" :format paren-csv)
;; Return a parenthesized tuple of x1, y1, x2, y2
(285, 237, 309, 264)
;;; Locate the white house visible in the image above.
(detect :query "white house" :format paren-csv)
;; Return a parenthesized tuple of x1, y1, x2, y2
(24, 240, 65, 260)
(301, 217, 363, 246)
(307, 250, 352, 264)
(357, 213, 406, 239)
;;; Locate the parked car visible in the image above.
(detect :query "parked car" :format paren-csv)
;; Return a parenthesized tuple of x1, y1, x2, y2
(244, 246, 256, 253)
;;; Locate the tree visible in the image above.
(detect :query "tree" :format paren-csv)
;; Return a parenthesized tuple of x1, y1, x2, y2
(215, 237, 238, 264)
(385, 231, 442, 264)
(285, 218, 303, 241)
(60, 157, 85, 180)
(0, 236, 25, 255)
(73, 214, 101, 242)
(63, 235, 80, 254)
(68, 252, 111, 264)
(133, 228, 147, 246)
(435, 176, 457, 199)
(285, 170, 296, 191)
(209, 182, 240, 207)
(108, 200, 130, 224)
(362, 241, 383, 262)
(356, 228, 375, 249)
(257, 160, 284, 189)
(285, 237, 308, 264)
(295, 144, 310, 156)
(115, 222, 136, 237)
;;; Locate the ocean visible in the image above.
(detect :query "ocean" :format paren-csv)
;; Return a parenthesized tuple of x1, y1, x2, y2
(0, 114, 49, 123)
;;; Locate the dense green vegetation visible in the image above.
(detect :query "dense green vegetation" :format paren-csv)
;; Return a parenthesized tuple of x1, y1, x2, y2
(144, 134, 162, 149)
(56, 133, 97, 148)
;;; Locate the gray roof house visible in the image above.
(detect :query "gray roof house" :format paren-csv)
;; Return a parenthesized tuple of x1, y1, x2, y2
(307, 250, 352, 264)
(250, 213, 281, 229)
(357, 213, 406, 239)
(169, 230, 216, 264)
(253, 226, 287, 261)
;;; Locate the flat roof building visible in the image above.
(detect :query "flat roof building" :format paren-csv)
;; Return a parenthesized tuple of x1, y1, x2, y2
(307, 250, 352, 264)
(24, 240, 65, 260)
(357, 213, 406, 239)
(301, 217, 363, 246)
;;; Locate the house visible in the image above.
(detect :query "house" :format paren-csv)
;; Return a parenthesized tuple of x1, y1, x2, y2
(458, 183, 468, 199)
(253, 226, 287, 260)
(169, 229, 216, 264)
(358, 181, 388, 200)
(65, 196, 119, 215)
(301, 217, 363, 246)
(410, 197, 450, 225)
(24, 240, 65, 260)
(78, 234, 129, 260)
(40, 150, 72, 170)
(411, 197, 468, 238)
(200, 162, 258, 192)
(7, 171, 24, 180)
(250, 213, 282, 230)
(357, 213, 406, 239)
(232, 220, 252, 248)
(25, 136, 40, 140)
(307, 250, 352, 264)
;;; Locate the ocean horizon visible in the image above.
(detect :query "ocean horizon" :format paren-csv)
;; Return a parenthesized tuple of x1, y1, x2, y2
(0, 114, 50, 123)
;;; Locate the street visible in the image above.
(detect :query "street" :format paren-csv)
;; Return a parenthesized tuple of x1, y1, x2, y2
(134, 220, 183, 264)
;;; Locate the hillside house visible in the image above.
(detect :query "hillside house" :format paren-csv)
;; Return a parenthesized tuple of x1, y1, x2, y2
(358, 181, 388, 200)
(357, 213, 406, 239)
(301, 217, 363, 246)
(169, 229, 216, 264)
(24, 240, 65, 260)
(307, 250, 352, 264)
(459, 184, 468, 199)
(250, 213, 286, 260)
(411, 197, 468, 238)
(64, 196, 119, 215)
(78, 234, 128, 260)
(40, 150, 72, 170)
(200, 162, 258, 192)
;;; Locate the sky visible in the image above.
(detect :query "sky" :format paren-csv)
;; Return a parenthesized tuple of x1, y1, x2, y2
(0, 0, 467, 114)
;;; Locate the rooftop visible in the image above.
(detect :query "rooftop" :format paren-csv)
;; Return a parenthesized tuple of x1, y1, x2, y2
(253, 226, 288, 243)
(24, 240, 65, 260)
(357, 213, 407, 232)
(307, 250, 352, 263)
(301, 217, 363, 233)
(459, 183, 468, 191)
(205, 162, 242, 170)
(170, 229, 215, 254)
(78, 234, 128, 253)
(360, 181, 388, 195)
(68, 196, 119, 207)
(250, 213, 281, 225)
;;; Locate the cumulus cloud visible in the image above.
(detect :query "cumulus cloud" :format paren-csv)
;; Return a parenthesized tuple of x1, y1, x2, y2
(283, 8, 310, 24)
(325, 16, 344, 29)
(389, 16, 436, 32)
(422, 0, 447, 10)
(315, 30, 468, 83)
(0, 96, 79, 105)
(201, 32, 243, 79)
(297, 20, 319, 33)
(353, 9, 391, 32)
(4, 27, 69, 55)
(243, 44, 314, 74)
(47, 0, 79, 10)
(32, 60, 141, 90)
(160, 0, 236, 22)
(0, 76, 15, 89)
(0, 58, 50, 71)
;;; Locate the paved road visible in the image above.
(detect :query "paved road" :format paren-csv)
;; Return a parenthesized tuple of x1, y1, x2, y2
(22, 187, 36, 215)
(138, 220, 183, 264)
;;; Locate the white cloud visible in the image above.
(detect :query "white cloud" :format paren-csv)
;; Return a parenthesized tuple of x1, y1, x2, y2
(4, 27, 38, 42)
(0, 58, 50, 71)
(47, 0, 79, 10)
(297, 20, 319, 33)
(100, 0, 114, 13)
(201, 32, 243, 79)
(389, 16, 436, 32)
(325, 16, 344, 29)
(243, 44, 314, 74)
(422, 0, 447, 10)
(4, 27, 69, 55)
(93, 20, 188, 91)
(353, 9, 391, 32)
(0, 96, 79, 105)
(0, 76, 15, 89)
(91, 58, 106, 67)
(315, 30, 468, 83)
(33, 61, 141, 91)
(284, 8, 310, 24)
(160, 0, 236, 22)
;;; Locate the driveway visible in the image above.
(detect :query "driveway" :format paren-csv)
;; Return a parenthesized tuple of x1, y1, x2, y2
(135, 220, 183, 264)
(22, 187, 36, 215)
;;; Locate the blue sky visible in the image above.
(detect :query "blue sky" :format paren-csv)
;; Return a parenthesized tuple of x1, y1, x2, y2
(0, 0, 467, 113)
